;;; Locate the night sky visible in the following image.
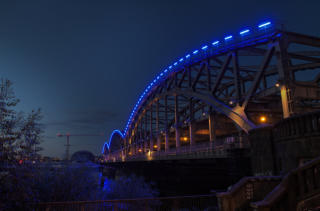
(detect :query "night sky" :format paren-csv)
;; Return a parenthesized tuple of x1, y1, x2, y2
(1, 0, 320, 158)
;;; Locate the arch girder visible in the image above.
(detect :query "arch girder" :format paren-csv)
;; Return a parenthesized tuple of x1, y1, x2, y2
(157, 88, 256, 133)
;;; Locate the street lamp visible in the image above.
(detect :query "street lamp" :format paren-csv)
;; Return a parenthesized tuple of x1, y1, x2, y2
(259, 115, 267, 123)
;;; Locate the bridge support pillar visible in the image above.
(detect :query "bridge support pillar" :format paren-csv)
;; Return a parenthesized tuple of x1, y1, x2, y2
(135, 143, 138, 155)
(209, 113, 216, 148)
(157, 135, 161, 152)
(144, 140, 148, 153)
(150, 138, 154, 152)
(189, 121, 195, 147)
(165, 131, 169, 152)
(137, 142, 140, 154)
(276, 41, 294, 119)
(175, 127, 181, 151)
(280, 84, 293, 118)
(130, 144, 133, 155)
(175, 95, 180, 151)
(132, 144, 136, 155)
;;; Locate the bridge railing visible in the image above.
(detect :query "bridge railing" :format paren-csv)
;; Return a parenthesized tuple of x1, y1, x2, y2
(273, 110, 320, 140)
(35, 194, 217, 211)
(250, 156, 320, 210)
(216, 176, 282, 211)
(103, 134, 250, 162)
(104, 111, 319, 162)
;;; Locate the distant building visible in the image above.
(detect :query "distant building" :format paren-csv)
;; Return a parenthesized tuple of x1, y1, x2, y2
(71, 151, 95, 163)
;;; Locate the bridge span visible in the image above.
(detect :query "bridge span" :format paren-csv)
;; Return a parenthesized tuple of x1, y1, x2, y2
(102, 21, 320, 163)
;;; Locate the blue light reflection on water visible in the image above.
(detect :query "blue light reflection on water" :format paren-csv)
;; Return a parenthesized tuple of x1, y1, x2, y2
(99, 172, 111, 192)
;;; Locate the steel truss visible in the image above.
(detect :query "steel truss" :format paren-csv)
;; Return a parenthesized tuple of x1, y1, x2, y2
(107, 30, 320, 157)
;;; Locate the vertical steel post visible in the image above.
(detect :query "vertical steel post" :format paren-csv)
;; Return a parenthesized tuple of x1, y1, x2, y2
(144, 111, 147, 153)
(165, 96, 169, 152)
(132, 141, 135, 156)
(149, 106, 153, 152)
(276, 40, 293, 118)
(165, 131, 169, 152)
(189, 122, 195, 147)
(156, 100, 161, 152)
(209, 112, 216, 148)
(138, 120, 142, 155)
(232, 51, 242, 105)
(189, 98, 195, 147)
(206, 61, 211, 91)
(175, 95, 180, 151)
(280, 85, 292, 118)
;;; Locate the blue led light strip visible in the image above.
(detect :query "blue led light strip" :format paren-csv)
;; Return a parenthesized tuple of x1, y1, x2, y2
(212, 41, 219, 45)
(240, 29, 250, 35)
(258, 21, 271, 28)
(201, 45, 208, 50)
(102, 129, 124, 153)
(224, 35, 233, 40)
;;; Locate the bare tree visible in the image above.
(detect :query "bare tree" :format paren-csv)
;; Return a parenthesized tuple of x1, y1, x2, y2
(0, 79, 21, 164)
(0, 78, 43, 165)
(18, 109, 44, 161)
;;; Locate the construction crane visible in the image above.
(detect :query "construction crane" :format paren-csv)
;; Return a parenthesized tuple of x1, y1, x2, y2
(56, 133, 103, 161)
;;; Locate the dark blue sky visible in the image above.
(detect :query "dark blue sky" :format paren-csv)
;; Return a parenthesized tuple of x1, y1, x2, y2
(1, 0, 319, 157)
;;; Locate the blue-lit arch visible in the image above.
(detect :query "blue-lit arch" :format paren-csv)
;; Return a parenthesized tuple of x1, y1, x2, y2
(101, 129, 124, 154)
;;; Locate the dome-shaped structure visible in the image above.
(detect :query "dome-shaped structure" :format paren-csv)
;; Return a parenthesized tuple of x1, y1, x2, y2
(71, 150, 95, 162)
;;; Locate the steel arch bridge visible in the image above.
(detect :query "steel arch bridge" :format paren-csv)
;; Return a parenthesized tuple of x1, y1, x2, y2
(103, 21, 320, 162)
